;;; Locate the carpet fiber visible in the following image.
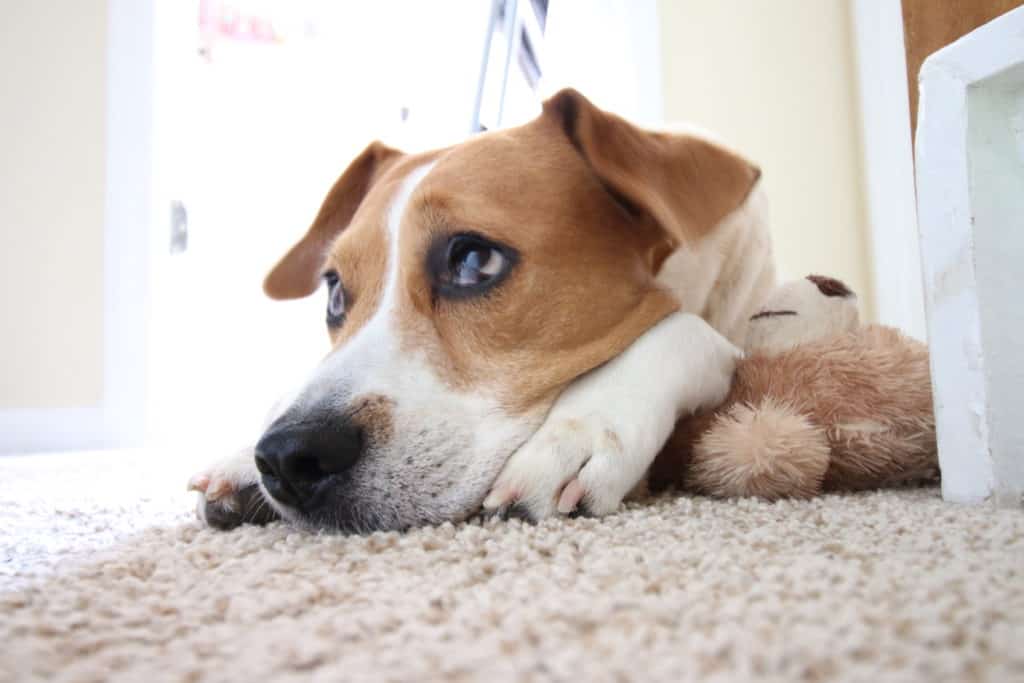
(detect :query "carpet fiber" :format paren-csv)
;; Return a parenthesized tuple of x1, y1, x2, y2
(2, 451, 1022, 682)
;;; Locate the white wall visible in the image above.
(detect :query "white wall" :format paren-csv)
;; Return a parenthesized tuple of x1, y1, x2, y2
(658, 0, 875, 319)
(0, 0, 108, 409)
(543, 0, 664, 124)
(850, 0, 925, 340)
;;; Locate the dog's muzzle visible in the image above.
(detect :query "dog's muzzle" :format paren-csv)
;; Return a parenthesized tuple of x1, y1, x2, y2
(254, 412, 364, 508)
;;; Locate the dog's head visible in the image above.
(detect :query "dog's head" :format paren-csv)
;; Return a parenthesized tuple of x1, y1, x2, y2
(254, 89, 760, 531)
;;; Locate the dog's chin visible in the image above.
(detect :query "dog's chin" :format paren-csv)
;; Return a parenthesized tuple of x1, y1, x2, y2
(263, 496, 483, 534)
(257, 470, 494, 534)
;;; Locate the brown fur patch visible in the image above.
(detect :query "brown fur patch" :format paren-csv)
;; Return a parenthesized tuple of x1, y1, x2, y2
(344, 393, 395, 449)
(543, 88, 761, 247)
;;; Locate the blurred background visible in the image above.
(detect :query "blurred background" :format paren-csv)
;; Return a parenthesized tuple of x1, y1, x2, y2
(1, 0, 927, 455)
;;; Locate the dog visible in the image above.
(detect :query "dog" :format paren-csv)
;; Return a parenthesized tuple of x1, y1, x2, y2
(188, 89, 776, 532)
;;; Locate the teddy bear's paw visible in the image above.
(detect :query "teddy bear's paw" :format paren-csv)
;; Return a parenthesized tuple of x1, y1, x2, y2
(688, 399, 830, 499)
(482, 414, 636, 521)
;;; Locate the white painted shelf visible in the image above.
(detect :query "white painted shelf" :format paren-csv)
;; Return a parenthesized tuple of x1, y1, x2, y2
(915, 6, 1024, 507)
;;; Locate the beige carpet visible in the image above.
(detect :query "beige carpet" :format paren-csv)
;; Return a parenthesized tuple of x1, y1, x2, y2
(1, 451, 1022, 683)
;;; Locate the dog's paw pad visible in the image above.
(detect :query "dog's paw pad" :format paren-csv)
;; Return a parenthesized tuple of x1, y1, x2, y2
(552, 451, 626, 517)
(556, 478, 585, 514)
(203, 477, 238, 503)
(571, 451, 629, 516)
(482, 485, 520, 512)
(484, 415, 630, 522)
(200, 483, 278, 530)
(187, 473, 211, 493)
(480, 500, 537, 523)
(189, 450, 278, 530)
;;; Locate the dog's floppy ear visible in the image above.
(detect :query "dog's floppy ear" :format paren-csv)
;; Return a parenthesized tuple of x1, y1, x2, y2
(263, 141, 403, 300)
(542, 88, 760, 247)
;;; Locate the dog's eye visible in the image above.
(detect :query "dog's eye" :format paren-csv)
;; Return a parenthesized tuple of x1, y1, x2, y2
(443, 235, 511, 289)
(429, 233, 517, 299)
(449, 240, 505, 287)
(323, 271, 346, 326)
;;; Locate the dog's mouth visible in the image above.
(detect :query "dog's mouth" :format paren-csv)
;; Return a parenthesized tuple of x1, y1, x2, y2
(246, 393, 548, 533)
(251, 455, 491, 534)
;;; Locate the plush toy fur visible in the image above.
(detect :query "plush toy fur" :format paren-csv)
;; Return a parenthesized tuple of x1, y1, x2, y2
(649, 276, 940, 499)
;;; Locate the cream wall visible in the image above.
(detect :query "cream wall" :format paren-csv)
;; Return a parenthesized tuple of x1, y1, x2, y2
(658, 0, 875, 319)
(0, 1, 107, 409)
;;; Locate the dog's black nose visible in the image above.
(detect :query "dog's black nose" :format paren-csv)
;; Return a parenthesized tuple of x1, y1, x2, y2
(254, 416, 363, 507)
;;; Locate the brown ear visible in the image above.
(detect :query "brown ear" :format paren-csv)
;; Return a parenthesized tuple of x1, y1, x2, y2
(263, 141, 403, 300)
(541, 88, 760, 247)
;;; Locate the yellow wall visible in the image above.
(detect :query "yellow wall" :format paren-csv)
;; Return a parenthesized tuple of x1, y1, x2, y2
(658, 0, 875, 318)
(0, 1, 107, 408)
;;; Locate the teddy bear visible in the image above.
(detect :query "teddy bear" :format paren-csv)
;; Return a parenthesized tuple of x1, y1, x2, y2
(647, 275, 940, 499)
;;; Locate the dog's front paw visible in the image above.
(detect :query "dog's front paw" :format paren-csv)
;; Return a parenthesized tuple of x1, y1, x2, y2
(483, 414, 636, 521)
(482, 312, 740, 523)
(188, 449, 279, 530)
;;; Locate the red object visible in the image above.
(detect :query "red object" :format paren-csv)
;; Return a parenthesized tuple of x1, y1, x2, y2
(199, 0, 282, 46)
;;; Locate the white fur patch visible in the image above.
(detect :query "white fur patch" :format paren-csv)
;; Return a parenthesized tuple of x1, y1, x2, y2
(656, 180, 775, 345)
(305, 161, 437, 399)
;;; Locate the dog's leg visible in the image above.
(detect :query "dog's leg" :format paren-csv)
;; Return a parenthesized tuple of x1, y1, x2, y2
(188, 447, 280, 529)
(483, 311, 738, 520)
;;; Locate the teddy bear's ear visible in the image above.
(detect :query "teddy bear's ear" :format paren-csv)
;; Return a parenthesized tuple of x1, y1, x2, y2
(745, 277, 860, 354)
(806, 275, 854, 299)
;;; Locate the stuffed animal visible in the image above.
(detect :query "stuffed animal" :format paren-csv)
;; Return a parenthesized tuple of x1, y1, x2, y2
(648, 275, 939, 499)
